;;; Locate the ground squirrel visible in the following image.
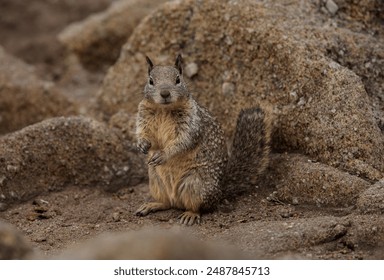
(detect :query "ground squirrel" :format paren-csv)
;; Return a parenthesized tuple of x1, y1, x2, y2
(135, 55, 270, 225)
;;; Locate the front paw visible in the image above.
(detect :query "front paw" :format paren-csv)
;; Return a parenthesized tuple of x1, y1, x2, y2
(148, 150, 166, 166)
(137, 138, 151, 154)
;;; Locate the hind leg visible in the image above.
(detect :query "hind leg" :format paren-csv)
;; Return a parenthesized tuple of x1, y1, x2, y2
(176, 171, 207, 226)
(136, 166, 170, 217)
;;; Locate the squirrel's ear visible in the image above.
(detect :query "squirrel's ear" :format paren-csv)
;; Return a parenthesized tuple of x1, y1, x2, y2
(175, 54, 183, 75)
(145, 56, 154, 75)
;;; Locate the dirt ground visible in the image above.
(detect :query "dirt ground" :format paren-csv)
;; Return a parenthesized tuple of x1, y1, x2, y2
(0, 0, 383, 260)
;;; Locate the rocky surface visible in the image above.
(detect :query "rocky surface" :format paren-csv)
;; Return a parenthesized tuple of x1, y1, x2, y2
(58, 228, 247, 259)
(0, 221, 35, 259)
(0, 47, 77, 135)
(266, 153, 370, 207)
(59, 0, 169, 71)
(357, 180, 384, 214)
(0, 116, 147, 209)
(97, 0, 384, 181)
(0, 0, 383, 260)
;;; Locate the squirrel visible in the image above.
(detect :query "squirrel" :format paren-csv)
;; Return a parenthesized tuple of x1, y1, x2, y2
(135, 54, 270, 225)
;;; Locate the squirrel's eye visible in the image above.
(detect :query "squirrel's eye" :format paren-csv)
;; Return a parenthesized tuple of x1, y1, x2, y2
(175, 76, 180, 85)
(149, 77, 154, 86)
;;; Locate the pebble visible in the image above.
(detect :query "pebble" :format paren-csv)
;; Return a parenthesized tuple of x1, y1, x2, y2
(289, 91, 298, 101)
(0, 176, 5, 186)
(33, 199, 49, 206)
(33, 235, 47, 243)
(112, 212, 120, 222)
(6, 165, 18, 172)
(184, 62, 198, 78)
(280, 211, 292, 218)
(0, 202, 8, 212)
(325, 0, 338, 15)
(292, 197, 299, 205)
(297, 97, 306, 106)
(222, 82, 236, 96)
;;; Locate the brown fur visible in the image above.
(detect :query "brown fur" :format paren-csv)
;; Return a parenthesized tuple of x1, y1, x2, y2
(135, 55, 270, 225)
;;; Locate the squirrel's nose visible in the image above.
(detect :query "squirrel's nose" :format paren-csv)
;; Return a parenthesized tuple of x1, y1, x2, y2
(160, 90, 170, 99)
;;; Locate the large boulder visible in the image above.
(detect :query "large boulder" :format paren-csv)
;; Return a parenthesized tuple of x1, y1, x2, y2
(0, 221, 35, 259)
(266, 154, 370, 207)
(357, 180, 384, 214)
(96, 0, 384, 181)
(0, 46, 77, 135)
(58, 0, 169, 71)
(0, 116, 147, 209)
(58, 228, 248, 259)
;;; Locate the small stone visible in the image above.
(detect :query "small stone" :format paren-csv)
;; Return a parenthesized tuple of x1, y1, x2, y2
(280, 212, 292, 218)
(0, 176, 5, 186)
(32, 199, 49, 206)
(222, 82, 236, 96)
(292, 197, 299, 205)
(297, 97, 306, 106)
(289, 91, 298, 101)
(329, 61, 340, 69)
(320, 7, 328, 14)
(185, 62, 198, 78)
(112, 212, 120, 222)
(325, 0, 338, 15)
(0, 202, 8, 212)
(34, 236, 47, 243)
(6, 165, 18, 172)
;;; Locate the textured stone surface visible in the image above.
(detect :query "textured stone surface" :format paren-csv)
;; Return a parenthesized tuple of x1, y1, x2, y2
(58, 228, 247, 259)
(58, 0, 169, 71)
(265, 153, 371, 207)
(97, 0, 384, 181)
(220, 216, 350, 255)
(0, 46, 77, 135)
(357, 180, 384, 214)
(0, 221, 34, 259)
(0, 116, 147, 208)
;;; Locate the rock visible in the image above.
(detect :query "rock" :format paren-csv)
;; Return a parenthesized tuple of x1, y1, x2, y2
(357, 180, 384, 214)
(0, 46, 77, 135)
(219, 216, 349, 256)
(266, 154, 370, 207)
(184, 62, 199, 78)
(342, 215, 384, 254)
(57, 228, 248, 259)
(325, 0, 339, 15)
(0, 221, 34, 259)
(0, 202, 7, 212)
(112, 212, 121, 222)
(96, 0, 384, 181)
(108, 110, 138, 142)
(222, 82, 236, 97)
(58, 0, 169, 71)
(0, 116, 147, 206)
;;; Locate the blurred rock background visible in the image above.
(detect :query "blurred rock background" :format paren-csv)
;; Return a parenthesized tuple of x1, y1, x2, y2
(0, 0, 383, 259)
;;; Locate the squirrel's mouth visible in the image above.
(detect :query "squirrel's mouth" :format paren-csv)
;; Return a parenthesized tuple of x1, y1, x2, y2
(160, 99, 172, 105)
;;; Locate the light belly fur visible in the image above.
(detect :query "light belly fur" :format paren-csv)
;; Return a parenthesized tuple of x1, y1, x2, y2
(149, 148, 200, 209)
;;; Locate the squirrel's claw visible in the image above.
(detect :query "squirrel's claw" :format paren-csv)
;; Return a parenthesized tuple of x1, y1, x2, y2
(137, 138, 151, 154)
(148, 151, 165, 166)
(178, 211, 201, 226)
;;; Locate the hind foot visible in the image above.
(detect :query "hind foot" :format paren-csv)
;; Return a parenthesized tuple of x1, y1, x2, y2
(178, 211, 201, 226)
(135, 202, 169, 216)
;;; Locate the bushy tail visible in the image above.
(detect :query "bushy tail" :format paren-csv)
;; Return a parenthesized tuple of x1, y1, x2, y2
(224, 107, 271, 195)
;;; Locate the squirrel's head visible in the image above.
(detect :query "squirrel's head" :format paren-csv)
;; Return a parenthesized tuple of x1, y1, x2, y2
(143, 54, 190, 105)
